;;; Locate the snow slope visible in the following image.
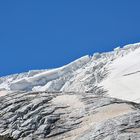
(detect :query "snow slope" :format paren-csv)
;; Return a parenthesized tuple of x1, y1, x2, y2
(0, 43, 140, 103)
(100, 45, 140, 102)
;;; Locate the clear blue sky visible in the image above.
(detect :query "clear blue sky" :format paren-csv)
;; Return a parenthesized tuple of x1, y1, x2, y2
(0, 0, 140, 76)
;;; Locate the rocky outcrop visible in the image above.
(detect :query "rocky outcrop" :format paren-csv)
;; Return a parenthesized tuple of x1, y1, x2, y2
(0, 91, 140, 140)
(0, 135, 15, 140)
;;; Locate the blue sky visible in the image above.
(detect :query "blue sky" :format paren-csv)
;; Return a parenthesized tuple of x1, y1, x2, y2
(0, 0, 140, 76)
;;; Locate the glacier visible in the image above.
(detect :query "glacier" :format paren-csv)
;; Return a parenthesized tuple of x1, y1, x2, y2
(0, 42, 140, 101)
(0, 43, 140, 140)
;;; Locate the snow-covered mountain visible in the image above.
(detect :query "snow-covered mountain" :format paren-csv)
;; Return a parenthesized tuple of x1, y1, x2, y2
(1, 42, 140, 140)
(0, 42, 140, 102)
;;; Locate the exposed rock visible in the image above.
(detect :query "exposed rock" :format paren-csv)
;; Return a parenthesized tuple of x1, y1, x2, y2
(0, 91, 140, 140)
(0, 135, 15, 140)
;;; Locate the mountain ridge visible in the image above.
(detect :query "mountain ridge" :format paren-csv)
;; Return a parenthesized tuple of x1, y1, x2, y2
(0, 42, 140, 100)
(1, 42, 140, 139)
